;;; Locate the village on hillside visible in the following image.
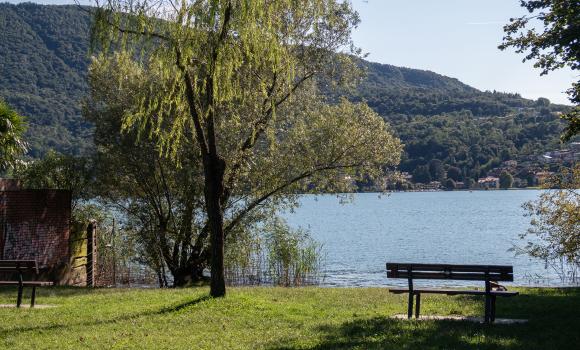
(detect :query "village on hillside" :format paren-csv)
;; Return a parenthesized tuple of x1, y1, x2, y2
(395, 142, 580, 191)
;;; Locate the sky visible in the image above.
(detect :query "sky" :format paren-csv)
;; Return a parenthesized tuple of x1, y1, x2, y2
(4, 0, 576, 104)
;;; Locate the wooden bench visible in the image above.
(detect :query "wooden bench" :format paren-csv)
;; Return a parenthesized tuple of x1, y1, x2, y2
(0, 260, 54, 307)
(386, 263, 518, 323)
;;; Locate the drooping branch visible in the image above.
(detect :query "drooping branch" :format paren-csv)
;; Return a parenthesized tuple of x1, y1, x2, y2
(174, 46, 209, 156)
(224, 162, 364, 235)
(91, 3, 173, 42)
(240, 71, 316, 155)
(222, 71, 316, 204)
(204, 1, 233, 158)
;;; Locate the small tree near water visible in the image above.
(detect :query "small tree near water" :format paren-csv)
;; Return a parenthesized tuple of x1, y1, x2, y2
(499, 171, 513, 189)
(518, 165, 580, 283)
(444, 178, 456, 191)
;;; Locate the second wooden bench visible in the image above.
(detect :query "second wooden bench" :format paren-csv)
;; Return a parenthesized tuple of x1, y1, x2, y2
(0, 260, 54, 307)
(386, 263, 518, 323)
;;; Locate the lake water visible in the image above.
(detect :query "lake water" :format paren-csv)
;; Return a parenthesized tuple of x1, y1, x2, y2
(283, 190, 576, 288)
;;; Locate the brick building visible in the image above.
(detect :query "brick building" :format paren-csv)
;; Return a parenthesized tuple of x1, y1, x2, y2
(0, 183, 89, 285)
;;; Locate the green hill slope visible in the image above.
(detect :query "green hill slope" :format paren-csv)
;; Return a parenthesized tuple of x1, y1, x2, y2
(0, 3, 92, 157)
(0, 3, 573, 183)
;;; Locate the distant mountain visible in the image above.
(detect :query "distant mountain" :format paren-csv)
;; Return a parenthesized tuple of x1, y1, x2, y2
(0, 3, 92, 157)
(341, 59, 546, 118)
(0, 3, 573, 182)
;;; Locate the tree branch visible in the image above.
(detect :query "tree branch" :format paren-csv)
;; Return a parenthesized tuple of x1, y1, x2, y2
(174, 46, 209, 156)
(222, 71, 316, 206)
(224, 162, 364, 235)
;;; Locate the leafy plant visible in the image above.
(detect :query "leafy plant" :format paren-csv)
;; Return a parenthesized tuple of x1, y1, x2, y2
(518, 165, 580, 284)
(0, 99, 27, 172)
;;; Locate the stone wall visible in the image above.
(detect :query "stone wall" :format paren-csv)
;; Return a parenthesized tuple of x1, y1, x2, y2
(63, 220, 90, 286)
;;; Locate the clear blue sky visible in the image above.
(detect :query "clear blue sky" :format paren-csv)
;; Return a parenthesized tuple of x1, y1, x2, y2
(5, 0, 576, 104)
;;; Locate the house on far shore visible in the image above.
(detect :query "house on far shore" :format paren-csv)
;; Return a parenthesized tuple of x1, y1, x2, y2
(477, 176, 500, 189)
(534, 171, 554, 186)
(540, 148, 580, 163)
(502, 160, 518, 169)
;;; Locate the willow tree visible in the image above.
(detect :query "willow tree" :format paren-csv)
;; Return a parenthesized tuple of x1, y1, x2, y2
(91, 0, 401, 297)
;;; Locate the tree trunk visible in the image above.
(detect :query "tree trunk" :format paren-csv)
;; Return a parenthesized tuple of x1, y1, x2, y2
(205, 155, 227, 297)
(157, 269, 166, 288)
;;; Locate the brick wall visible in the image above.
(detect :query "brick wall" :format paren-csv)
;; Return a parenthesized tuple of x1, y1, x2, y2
(0, 189, 72, 283)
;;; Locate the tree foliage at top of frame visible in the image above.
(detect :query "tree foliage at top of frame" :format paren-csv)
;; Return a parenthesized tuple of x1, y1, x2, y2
(499, 0, 580, 141)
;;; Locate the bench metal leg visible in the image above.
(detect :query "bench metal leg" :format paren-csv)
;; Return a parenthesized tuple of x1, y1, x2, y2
(17, 284, 23, 308)
(484, 294, 491, 324)
(31, 286, 37, 308)
(484, 279, 491, 324)
(407, 292, 414, 319)
(490, 295, 496, 322)
(415, 294, 421, 318)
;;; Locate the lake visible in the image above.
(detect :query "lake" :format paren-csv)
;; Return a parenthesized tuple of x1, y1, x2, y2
(283, 190, 575, 288)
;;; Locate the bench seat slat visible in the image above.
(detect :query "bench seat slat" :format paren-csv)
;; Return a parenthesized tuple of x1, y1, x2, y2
(0, 281, 54, 286)
(388, 288, 518, 296)
(386, 271, 513, 281)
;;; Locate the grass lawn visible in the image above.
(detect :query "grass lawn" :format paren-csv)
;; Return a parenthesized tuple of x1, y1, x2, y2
(1, 286, 579, 349)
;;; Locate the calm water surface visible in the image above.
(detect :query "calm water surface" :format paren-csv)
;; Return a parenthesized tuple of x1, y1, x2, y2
(283, 190, 574, 287)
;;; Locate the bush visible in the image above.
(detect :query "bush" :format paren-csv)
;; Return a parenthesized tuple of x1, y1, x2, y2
(517, 165, 580, 283)
(500, 171, 513, 189)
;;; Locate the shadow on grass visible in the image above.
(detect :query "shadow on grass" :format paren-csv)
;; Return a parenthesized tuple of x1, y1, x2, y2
(270, 290, 580, 350)
(0, 286, 98, 299)
(272, 316, 531, 350)
(0, 285, 163, 301)
(0, 294, 210, 337)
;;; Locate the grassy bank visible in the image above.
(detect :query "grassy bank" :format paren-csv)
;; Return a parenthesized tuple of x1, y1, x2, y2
(1, 286, 579, 349)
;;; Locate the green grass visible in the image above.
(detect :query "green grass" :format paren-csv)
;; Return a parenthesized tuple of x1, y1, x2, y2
(1, 286, 579, 349)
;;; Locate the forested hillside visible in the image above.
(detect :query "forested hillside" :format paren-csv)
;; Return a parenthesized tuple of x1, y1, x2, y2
(0, 3, 574, 182)
(0, 3, 92, 157)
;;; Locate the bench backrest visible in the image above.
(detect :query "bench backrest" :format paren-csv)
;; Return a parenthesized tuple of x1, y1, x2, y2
(0, 260, 39, 274)
(386, 263, 513, 282)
